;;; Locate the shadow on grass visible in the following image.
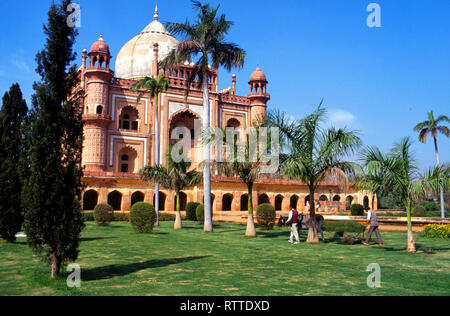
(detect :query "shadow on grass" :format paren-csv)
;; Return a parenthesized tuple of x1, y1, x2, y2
(80, 237, 118, 242)
(82, 256, 211, 281)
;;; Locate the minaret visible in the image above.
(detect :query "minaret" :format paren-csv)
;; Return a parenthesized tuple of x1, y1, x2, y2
(232, 74, 236, 95)
(154, 4, 159, 21)
(247, 67, 270, 123)
(82, 35, 114, 173)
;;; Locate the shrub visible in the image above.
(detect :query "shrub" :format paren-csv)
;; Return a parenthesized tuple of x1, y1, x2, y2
(350, 204, 364, 216)
(256, 204, 276, 230)
(82, 212, 94, 222)
(417, 201, 439, 213)
(94, 204, 114, 226)
(196, 204, 205, 223)
(186, 202, 200, 221)
(129, 202, 156, 233)
(113, 213, 129, 222)
(422, 224, 450, 239)
(159, 213, 176, 222)
(412, 205, 426, 218)
(323, 221, 365, 234)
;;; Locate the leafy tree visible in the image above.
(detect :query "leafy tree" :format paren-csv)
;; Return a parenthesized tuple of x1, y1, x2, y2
(140, 153, 202, 230)
(0, 84, 28, 242)
(414, 110, 449, 218)
(131, 74, 169, 226)
(359, 137, 449, 252)
(21, 0, 84, 278)
(162, 0, 246, 232)
(269, 102, 361, 243)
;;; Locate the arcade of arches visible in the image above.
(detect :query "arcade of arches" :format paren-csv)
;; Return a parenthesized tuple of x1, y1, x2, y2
(81, 181, 377, 215)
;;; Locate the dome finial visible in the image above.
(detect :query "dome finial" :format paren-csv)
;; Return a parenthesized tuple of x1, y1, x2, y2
(154, 4, 159, 21)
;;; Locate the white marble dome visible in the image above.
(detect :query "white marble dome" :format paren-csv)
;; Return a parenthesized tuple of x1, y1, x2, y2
(115, 6, 178, 79)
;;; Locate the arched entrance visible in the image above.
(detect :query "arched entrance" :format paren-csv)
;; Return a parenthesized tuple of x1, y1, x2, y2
(83, 190, 98, 211)
(174, 192, 188, 211)
(258, 194, 270, 205)
(291, 195, 299, 209)
(222, 194, 233, 211)
(108, 191, 122, 211)
(346, 196, 354, 210)
(275, 195, 283, 211)
(153, 192, 167, 211)
(364, 196, 370, 210)
(333, 195, 341, 202)
(240, 194, 248, 211)
(131, 191, 145, 207)
(319, 195, 328, 202)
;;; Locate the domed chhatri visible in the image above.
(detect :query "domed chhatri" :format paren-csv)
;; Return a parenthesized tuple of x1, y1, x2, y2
(115, 5, 179, 80)
(90, 34, 110, 54)
(249, 67, 267, 83)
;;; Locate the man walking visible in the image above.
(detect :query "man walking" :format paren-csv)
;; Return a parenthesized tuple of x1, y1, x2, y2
(287, 207, 301, 244)
(364, 208, 383, 247)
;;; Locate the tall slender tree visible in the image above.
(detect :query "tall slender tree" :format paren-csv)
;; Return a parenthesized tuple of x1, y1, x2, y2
(414, 110, 449, 218)
(21, 0, 85, 278)
(161, 0, 246, 232)
(0, 84, 28, 242)
(269, 103, 361, 243)
(131, 74, 169, 226)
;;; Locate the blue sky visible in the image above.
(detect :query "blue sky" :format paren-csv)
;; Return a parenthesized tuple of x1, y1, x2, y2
(0, 0, 449, 171)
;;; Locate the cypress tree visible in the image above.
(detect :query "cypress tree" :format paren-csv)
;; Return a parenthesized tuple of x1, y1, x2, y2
(0, 83, 28, 242)
(22, 0, 85, 278)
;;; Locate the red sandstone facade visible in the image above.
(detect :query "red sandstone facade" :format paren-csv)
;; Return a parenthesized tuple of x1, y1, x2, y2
(78, 8, 377, 215)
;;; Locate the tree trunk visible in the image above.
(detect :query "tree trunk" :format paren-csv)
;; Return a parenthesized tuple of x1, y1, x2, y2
(202, 78, 213, 232)
(174, 192, 183, 230)
(245, 184, 256, 237)
(434, 137, 446, 218)
(306, 188, 319, 243)
(154, 93, 160, 226)
(406, 201, 416, 252)
(51, 254, 60, 279)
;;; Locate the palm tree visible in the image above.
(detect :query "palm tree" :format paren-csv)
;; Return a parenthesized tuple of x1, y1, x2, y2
(414, 111, 449, 218)
(140, 153, 202, 230)
(268, 102, 361, 243)
(207, 126, 268, 237)
(131, 74, 169, 226)
(359, 137, 449, 252)
(161, 0, 246, 232)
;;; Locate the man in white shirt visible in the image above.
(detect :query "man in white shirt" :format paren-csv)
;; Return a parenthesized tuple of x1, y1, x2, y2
(287, 208, 301, 244)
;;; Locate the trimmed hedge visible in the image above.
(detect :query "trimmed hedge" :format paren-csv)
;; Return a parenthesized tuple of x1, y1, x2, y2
(129, 202, 156, 233)
(82, 212, 95, 222)
(323, 221, 365, 234)
(256, 203, 276, 230)
(350, 204, 365, 216)
(94, 204, 114, 226)
(412, 205, 427, 218)
(422, 224, 450, 239)
(196, 204, 205, 223)
(186, 202, 201, 221)
(159, 213, 176, 222)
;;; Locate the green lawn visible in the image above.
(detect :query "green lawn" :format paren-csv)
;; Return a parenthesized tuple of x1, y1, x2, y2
(0, 221, 449, 296)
